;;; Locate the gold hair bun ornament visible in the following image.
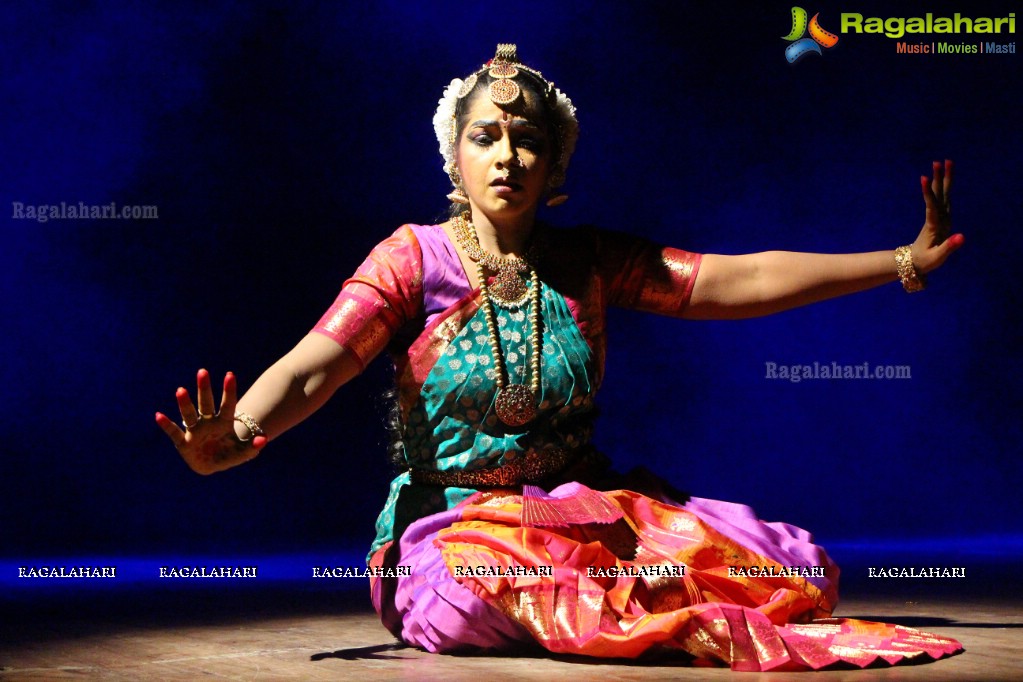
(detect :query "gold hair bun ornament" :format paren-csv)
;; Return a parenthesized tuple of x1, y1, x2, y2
(894, 245, 926, 293)
(494, 43, 517, 61)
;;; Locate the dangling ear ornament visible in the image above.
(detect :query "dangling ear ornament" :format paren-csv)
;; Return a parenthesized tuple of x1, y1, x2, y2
(447, 188, 470, 204)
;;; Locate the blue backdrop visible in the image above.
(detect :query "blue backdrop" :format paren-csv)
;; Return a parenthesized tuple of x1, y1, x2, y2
(2, 0, 1019, 565)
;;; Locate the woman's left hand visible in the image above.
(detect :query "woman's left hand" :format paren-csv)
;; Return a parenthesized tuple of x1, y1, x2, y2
(911, 159, 964, 274)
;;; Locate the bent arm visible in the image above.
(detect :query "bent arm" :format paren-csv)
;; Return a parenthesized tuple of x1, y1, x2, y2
(155, 334, 362, 476)
(230, 225, 424, 448)
(231, 332, 362, 443)
(159, 225, 424, 475)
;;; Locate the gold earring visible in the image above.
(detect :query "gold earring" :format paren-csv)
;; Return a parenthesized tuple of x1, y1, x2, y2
(447, 166, 469, 204)
(545, 169, 567, 206)
(447, 187, 469, 204)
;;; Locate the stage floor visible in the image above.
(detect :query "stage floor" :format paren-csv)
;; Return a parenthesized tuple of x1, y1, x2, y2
(2, 583, 1020, 681)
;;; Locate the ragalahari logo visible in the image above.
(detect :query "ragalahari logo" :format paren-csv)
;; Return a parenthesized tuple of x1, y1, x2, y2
(783, 7, 839, 63)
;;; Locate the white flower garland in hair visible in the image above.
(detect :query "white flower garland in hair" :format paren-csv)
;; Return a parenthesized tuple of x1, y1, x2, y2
(432, 75, 579, 188)
(549, 88, 578, 186)
(433, 78, 463, 178)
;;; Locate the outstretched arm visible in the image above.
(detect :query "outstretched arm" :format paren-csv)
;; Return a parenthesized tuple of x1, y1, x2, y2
(156, 225, 424, 475)
(155, 334, 361, 475)
(684, 160, 963, 320)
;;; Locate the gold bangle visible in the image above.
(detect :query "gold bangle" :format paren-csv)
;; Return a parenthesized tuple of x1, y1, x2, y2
(894, 245, 926, 293)
(234, 412, 265, 442)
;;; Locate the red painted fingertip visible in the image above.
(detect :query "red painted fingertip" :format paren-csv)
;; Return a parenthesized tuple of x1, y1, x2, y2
(197, 368, 210, 384)
(176, 387, 188, 398)
(253, 435, 268, 449)
(948, 233, 965, 249)
(155, 412, 164, 422)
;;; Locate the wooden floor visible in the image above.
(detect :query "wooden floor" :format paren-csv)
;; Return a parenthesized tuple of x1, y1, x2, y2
(2, 582, 1021, 681)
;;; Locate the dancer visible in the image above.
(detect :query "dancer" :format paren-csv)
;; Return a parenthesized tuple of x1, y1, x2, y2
(157, 44, 963, 670)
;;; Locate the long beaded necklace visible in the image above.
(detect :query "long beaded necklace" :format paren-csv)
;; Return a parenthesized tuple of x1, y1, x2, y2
(452, 214, 543, 427)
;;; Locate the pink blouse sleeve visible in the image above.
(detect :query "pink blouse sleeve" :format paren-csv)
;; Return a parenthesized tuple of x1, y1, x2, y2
(312, 225, 424, 371)
(596, 229, 702, 317)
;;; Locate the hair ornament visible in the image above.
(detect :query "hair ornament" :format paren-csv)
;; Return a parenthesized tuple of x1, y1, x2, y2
(456, 73, 478, 99)
(433, 44, 580, 195)
(488, 78, 520, 106)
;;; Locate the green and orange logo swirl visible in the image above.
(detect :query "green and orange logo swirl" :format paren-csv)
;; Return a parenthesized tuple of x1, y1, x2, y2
(783, 7, 839, 63)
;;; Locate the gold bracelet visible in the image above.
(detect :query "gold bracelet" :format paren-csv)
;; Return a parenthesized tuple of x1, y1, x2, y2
(894, 245, 926, 293)
(234, 412, 265, 442)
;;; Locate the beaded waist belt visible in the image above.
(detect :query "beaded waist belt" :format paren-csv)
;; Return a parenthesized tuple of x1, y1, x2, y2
(409, 446, 581, 488)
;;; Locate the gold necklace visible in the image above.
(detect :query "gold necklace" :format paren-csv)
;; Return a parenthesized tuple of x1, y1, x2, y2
(451, 214, 539, 307)
(452, 215, 543, 427)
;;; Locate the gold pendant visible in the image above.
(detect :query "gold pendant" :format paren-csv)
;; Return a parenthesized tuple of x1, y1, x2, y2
(495, 384, 536, 427)
(490, 270, 528, 307)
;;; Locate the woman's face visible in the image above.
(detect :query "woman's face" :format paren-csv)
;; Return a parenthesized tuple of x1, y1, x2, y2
(456, 93, 551, 223)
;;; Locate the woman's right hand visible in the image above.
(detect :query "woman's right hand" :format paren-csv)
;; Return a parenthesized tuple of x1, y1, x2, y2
(155, 369, 267, 475)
